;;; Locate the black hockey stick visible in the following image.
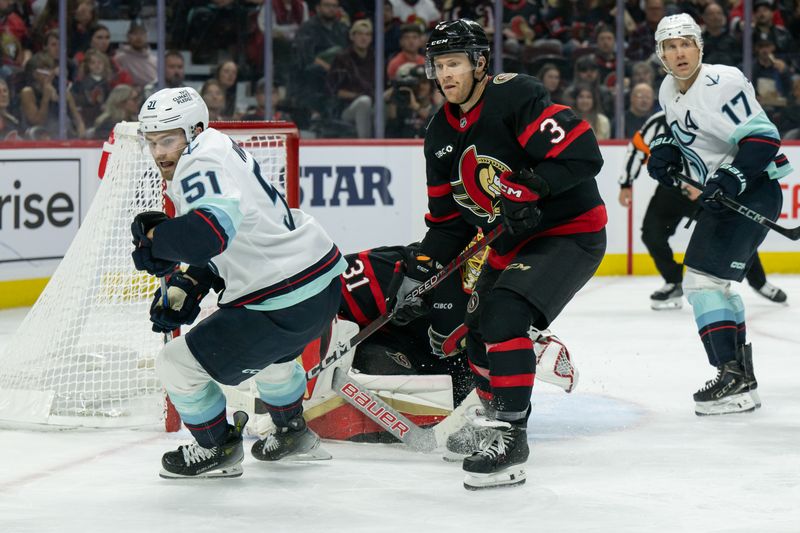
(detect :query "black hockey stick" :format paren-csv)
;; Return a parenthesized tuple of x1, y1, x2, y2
(304, 224, 506, 381)
(672, 172, 800, 240)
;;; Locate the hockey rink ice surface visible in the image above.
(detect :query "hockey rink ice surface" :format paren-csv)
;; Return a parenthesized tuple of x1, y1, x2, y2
(1, 275, 799, 533)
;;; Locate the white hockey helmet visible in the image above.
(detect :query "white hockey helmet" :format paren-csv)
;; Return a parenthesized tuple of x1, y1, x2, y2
(138, 87, 209, 142)
(655, 14, 704, 79)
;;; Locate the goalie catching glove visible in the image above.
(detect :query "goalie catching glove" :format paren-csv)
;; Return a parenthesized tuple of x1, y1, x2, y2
(149, 271, 210, 333)
(131, 211, 179, 277)
(498, 169, 549, 236)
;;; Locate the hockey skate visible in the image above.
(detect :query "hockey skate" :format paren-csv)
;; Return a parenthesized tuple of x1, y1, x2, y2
(736, 343, 761, 409)
(443, 405, 495, 462)
(650, 283, 683, 310)
(755, 282, 788, 304)
(251, 415, 332, 461)
(160, 411, 248, 479)
(462, 418, 529, 490)
(693, 360, 757, 416)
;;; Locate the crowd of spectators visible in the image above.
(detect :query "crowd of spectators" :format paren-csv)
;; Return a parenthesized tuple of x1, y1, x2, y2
(0, 0, 798, 141)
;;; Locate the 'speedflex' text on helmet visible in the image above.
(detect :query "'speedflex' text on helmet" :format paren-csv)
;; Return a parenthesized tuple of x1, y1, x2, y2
(424, 19, 490, 80)
(138, 87, 209, 143)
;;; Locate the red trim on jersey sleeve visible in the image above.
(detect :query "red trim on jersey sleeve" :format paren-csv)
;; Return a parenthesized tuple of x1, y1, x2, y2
(357, 250, 387, 315)
(428, 183, 452, 197)
(738, 136, 781, 148)
(425, 211, 462, 224)
(517, 104, 569, 147)
(490, 374, 535, 388)
(487, 205, 607, 269)
(545, 120, 591, 159)
(194, 210, 227, 254)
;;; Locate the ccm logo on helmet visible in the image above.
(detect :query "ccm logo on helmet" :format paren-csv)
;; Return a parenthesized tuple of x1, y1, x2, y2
(430, 39, 449, 45)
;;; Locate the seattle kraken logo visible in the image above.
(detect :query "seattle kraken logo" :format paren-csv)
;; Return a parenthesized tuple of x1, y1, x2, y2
(670, 120, 708, 182)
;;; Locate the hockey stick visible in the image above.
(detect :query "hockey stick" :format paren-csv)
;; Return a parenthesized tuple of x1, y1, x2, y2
(305, 224, 506, 381)
(672, 172, 800, 240)
(159, 277, 173, 343)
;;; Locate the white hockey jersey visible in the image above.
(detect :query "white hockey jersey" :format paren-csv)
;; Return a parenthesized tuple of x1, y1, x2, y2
(165, 127, 346, 310)
(659, 63, 793, 184)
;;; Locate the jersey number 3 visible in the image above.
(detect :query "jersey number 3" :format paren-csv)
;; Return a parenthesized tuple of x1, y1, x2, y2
(539, 118, 566, 144)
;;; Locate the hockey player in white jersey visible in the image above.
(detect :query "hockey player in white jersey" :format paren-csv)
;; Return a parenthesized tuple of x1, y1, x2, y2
(131, 87, 347, 477)
(647, 15, 792, 416)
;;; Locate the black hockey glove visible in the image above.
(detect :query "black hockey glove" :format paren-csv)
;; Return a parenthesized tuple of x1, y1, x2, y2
(149, 271, 209, 333)
(699, 163, 747, 214)
(131, 211, 179, 277)
(498, 168, 549, 236)
(391, 253, 437, 326)
(647, 135, 682, 188)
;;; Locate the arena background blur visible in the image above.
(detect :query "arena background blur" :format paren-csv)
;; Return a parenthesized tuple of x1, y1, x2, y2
(0, 0, 797, 142)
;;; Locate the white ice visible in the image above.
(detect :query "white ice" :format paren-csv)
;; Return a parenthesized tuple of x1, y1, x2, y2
(1, 275, 799, 533)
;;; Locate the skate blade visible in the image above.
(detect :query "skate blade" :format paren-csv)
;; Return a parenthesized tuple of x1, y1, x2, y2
(463, 468, 526, 490)
(442, 450, 469, 462)
(750, 389, 762, 409)
(284, 445, 332, 461)
(651, 299, 682, 310)
(159, 464, 243, 479)
(695, 392, 757, 416)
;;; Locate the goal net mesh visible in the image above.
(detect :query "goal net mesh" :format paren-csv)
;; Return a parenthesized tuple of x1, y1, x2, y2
(0, 121, 298, 428)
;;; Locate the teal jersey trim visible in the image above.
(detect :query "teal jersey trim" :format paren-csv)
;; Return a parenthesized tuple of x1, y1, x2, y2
(245, 256, 348, 311)
(167, 381, 226, 425)
(687, 291, 736, 329)
(256, 361, 306, 406)
(193, 197, 244, 238)
(728, 111, 779, 145)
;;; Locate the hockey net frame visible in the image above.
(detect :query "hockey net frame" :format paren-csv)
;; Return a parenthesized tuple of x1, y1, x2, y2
(0, 120, 299, 430)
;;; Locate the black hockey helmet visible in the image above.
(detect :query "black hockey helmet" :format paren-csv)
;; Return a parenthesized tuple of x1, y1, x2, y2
(424, 19, 490, 79)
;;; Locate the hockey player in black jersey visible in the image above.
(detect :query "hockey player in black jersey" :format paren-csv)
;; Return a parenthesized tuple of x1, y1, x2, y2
(392, 19, 606, 490)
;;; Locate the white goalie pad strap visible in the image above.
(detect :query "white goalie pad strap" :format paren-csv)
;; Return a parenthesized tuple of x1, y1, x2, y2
(533, 330, 579, 393)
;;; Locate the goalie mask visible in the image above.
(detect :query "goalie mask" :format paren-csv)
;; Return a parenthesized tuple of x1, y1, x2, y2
(139, 87, 209, 143)
(655, 14, 704, 81)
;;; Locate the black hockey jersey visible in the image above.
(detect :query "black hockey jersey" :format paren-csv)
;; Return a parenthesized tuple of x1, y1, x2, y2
(421, 72, 606, 267)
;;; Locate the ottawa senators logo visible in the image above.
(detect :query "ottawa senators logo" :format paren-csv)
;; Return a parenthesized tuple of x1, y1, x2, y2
(451, 145, 511, 222)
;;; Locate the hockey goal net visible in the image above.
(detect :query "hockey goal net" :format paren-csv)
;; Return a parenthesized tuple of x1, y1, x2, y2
(0, 121, 299, 429)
